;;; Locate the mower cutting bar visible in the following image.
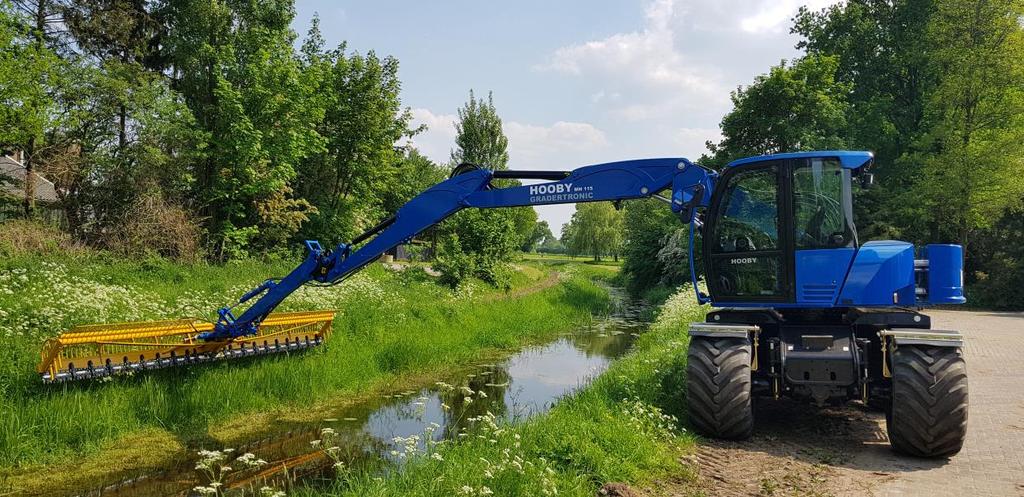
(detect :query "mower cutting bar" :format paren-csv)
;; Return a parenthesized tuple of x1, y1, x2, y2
(38, 310, 334, 383)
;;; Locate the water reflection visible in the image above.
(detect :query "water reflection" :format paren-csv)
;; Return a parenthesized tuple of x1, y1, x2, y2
(78, 288, 647, 497)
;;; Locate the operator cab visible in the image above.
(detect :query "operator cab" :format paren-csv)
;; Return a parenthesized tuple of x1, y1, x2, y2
(703, 151, 872, 306)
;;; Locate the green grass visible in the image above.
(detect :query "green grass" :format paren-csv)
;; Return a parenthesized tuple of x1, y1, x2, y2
(296, 286, 706, 497)
(0, 252, 610, 479)
(521, 252, 624, 267)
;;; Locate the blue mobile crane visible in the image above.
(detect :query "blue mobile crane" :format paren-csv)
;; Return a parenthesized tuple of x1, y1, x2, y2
(40, 151, 968, 458)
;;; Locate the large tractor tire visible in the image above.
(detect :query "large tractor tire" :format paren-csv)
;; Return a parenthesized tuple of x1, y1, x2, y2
(686, 336, 754, 440)
(887, 345, 968, 458)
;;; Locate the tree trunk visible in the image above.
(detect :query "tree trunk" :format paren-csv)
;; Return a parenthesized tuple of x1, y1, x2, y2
(959, 224, 969, 263)
(23, 137, 36, 218)
(119, 104, 128, 151)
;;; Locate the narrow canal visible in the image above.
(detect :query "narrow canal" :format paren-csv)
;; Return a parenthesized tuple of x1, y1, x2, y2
(77, 287, 648, 497)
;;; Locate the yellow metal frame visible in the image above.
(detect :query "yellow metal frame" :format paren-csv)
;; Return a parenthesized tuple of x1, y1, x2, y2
(38, 310, 334, 379)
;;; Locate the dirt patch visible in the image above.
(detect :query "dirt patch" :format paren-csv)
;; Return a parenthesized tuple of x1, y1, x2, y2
(483, 272, 561, 303)
(600, 482, 647, 497)
(672, 400, 898, 497)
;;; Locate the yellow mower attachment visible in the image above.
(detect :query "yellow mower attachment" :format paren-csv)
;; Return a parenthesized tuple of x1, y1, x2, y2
(37, 310, 334, 383)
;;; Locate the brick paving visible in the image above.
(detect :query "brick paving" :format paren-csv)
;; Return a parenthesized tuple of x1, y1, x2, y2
(871, 310, 1024, 497)
(664, 310, 1024, 497)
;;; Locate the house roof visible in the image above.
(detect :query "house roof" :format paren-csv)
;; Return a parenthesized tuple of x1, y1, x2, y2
(0, 155, 59, 203)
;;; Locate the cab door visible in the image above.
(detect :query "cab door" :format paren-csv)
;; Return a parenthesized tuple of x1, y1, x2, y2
(704, 161, 789, 302)
(790, 157, 857, 304)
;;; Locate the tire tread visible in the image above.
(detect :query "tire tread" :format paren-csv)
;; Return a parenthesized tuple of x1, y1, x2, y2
(686, 336, 754, 440)
(887, 344, 968, 458)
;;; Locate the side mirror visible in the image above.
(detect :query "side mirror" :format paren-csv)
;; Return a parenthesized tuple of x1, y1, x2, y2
(860, 172, 875, 189)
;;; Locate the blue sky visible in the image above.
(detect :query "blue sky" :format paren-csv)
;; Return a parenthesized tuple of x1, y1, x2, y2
(292, 0, 836, 231)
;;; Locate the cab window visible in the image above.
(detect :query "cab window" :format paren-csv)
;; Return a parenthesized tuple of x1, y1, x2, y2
(712, 167, 779, 254)
(793, 158, 853, 249)
(708, 164, 784, 299)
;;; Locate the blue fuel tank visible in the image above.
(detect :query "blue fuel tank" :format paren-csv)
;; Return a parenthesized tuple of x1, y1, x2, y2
(924, 244, 966, 305)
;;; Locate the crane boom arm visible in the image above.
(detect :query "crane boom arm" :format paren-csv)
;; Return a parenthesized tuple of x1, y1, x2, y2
(202, 157, 716, 341)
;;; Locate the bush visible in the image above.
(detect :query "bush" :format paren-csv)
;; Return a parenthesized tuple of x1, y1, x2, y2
(436, 209, 518, 289)
(434, 235, 476, 288)
(621, 199, 681, 295)
(108, 193, 203, 261)
(0, 219, 85, 256)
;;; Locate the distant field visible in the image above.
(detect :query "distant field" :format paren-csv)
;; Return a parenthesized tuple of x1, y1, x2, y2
(521, 252, 623, 267)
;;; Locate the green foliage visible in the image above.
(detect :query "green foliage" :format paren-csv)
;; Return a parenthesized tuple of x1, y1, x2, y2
(163, 0, 323, 258)
(562, 202, 624, 261)
(523, 219, 554, 252)
(298, 286, 705, 497)
(450, 90, 508, 169)
(439, 91, 528, 287)
(793, 0, 935, 174)
(0, 1, 65, 218)
(970, 205, 1024, 309)
(438, 208, 520, 288)
(537, 234, 566, 254)
(0, 254, 607, 472)
(382, 148, 448, 214)
(791, 0, 939, 242)
(707, 55, 851, 164)
(621, 199, 686, 295)
(433, 234, 475, 287)
(0, 0, 525, 271)
(0, 2, 60, 150)
(296, 16, 418, 246)
(913, 0, 1024, 250)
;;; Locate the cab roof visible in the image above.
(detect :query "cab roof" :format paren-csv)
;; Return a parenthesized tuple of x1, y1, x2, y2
(727, 150, 873, 170)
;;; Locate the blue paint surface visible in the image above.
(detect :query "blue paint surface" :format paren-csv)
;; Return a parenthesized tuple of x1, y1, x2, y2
(795, 248, 856, 304)
(837, 241, 916, 306)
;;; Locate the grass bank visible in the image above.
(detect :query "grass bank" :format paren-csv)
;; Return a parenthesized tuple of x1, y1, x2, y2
(0, 253, 610, 480)
(297, 286, 705, 497)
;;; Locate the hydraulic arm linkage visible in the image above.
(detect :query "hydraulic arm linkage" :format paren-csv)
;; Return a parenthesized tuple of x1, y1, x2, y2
(207, 158, 716, 342)
(36, 157, 714, 382)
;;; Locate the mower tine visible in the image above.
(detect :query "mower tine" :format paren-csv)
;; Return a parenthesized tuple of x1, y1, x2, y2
(37, 310, 334, 383)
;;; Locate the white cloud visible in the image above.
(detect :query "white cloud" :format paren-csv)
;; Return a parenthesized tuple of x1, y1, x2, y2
(408, 108, 457, 164)
(409, 107, 608, 168)
(673, 127, 722, 158)
(739, 0, 837, 34)
(537, 0, 727, 121)
(536, 0, 843, 123)
(504, 121, 608, 168)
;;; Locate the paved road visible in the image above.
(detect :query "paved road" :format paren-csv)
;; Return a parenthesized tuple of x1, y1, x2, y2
(876, 310, 1024, 497)
(670, 309, 1024, 497)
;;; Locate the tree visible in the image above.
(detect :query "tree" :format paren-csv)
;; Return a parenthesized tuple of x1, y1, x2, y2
(295, 17, 417, 246)
(450, 90, 508, 169)
(437, 91, 526, 287)
(620, 198, 682, 293)
(914, 0, 1024, 254)
(561, 202, 623, 261)
(706, 55, 851, 165)
(63, 0, 168, 152)
(522, 220, 553, 252)
(162, 0, 322, 258)
(1, 0, 66, 218)
(382, 147, 447, 214)
(537, 233, 565, 254)
(793, 0, 936, 173)
(790, 0, 938, 241)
